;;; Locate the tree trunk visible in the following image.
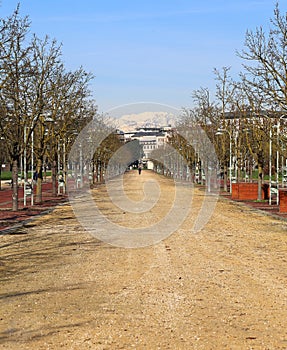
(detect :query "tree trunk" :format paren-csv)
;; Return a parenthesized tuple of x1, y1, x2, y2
(223, 163, 228, 192)
(100, 162, 104, 182)
(52, 159, 57, 196)
(92, 160, 95, 185)
(257, 164, 263, 200)
(35, 157, 43, 203)
(257, 151, 263, 200)
(95, 161, 98, 183)
(12, 158, 19, 211)
(43, 158, 47, 181)
(63, 155, 67, 194)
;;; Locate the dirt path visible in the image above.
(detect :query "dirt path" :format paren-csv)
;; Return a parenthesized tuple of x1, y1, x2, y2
(1, 171, 287, 349)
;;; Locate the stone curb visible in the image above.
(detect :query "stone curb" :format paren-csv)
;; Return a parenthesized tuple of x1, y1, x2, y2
(219, 195, 287, 222)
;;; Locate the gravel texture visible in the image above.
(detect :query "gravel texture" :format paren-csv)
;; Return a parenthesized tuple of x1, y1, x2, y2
(1, 171, 287, 349)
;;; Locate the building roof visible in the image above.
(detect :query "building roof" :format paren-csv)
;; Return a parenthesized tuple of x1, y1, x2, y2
(132, 131, 165, 137)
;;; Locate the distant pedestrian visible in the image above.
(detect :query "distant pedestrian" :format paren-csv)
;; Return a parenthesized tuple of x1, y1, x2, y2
(138, 163, 142, 175)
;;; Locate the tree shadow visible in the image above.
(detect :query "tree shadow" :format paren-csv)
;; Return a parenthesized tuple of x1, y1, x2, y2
(0, 233, 103, 283)
(0, 318, 94, 345)
(0, 281, 90, 300)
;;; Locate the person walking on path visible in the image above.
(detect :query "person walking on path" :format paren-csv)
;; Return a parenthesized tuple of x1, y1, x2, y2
(138, 163, 142, 175)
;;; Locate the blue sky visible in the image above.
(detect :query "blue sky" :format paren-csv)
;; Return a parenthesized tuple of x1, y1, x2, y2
(0, 0, 285, 114)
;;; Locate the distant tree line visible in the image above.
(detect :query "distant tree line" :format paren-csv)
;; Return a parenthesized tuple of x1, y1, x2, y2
(171, 2, 287, 199)
(0, 5, 122, 210)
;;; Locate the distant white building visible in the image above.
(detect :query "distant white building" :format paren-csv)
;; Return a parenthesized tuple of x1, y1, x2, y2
(124, 126, 173, 160)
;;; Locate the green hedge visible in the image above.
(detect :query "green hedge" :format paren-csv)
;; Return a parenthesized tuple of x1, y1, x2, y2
(0, 170, 52, 181)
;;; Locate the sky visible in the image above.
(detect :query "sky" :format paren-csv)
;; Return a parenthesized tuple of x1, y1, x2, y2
(1, 0, 286, 115)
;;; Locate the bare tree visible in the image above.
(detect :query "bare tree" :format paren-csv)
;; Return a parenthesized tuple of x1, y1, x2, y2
(0, 5, 96, 208)
(238, 3, 287, 112)
(213, 67, 237, 191)
(0, 6, 32, 210)
(22, 35, 64, 203)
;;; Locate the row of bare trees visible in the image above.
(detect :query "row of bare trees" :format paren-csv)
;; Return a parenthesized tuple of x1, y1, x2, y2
(0, 6, 104, 210)
(174, 3, 287, 200)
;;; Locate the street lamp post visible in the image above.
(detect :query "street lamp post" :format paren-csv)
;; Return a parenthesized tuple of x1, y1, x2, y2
(216, 129, 232, 193)
(269, 127, 272, 206)
(276, 120, 280, 205)
(22, 114, 39, 207)
(78, 142, 83, 188)
(24, 127, 27, 206)
(57, 138, 62, 195)
(274, 115, 287, 204)
(229, 132, 232, 192)
(0, 136, 4, 191)
(63, 141, 66, 193)
(24, 115, 38, 207)
(31, 125, 35, 206)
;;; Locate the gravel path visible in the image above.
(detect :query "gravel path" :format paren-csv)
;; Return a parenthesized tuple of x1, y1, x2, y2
(0, 171, 287, 349)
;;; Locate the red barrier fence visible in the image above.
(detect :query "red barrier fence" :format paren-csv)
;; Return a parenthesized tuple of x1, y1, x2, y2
(279, 189, 287, 213)
(231, 182, 268, 200)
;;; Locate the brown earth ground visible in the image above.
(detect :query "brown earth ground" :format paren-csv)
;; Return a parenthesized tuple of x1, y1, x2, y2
(0, 171, 287, 349)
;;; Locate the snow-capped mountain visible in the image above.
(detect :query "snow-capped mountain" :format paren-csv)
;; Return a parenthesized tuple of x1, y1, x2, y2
(115, 111, 178, 132)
